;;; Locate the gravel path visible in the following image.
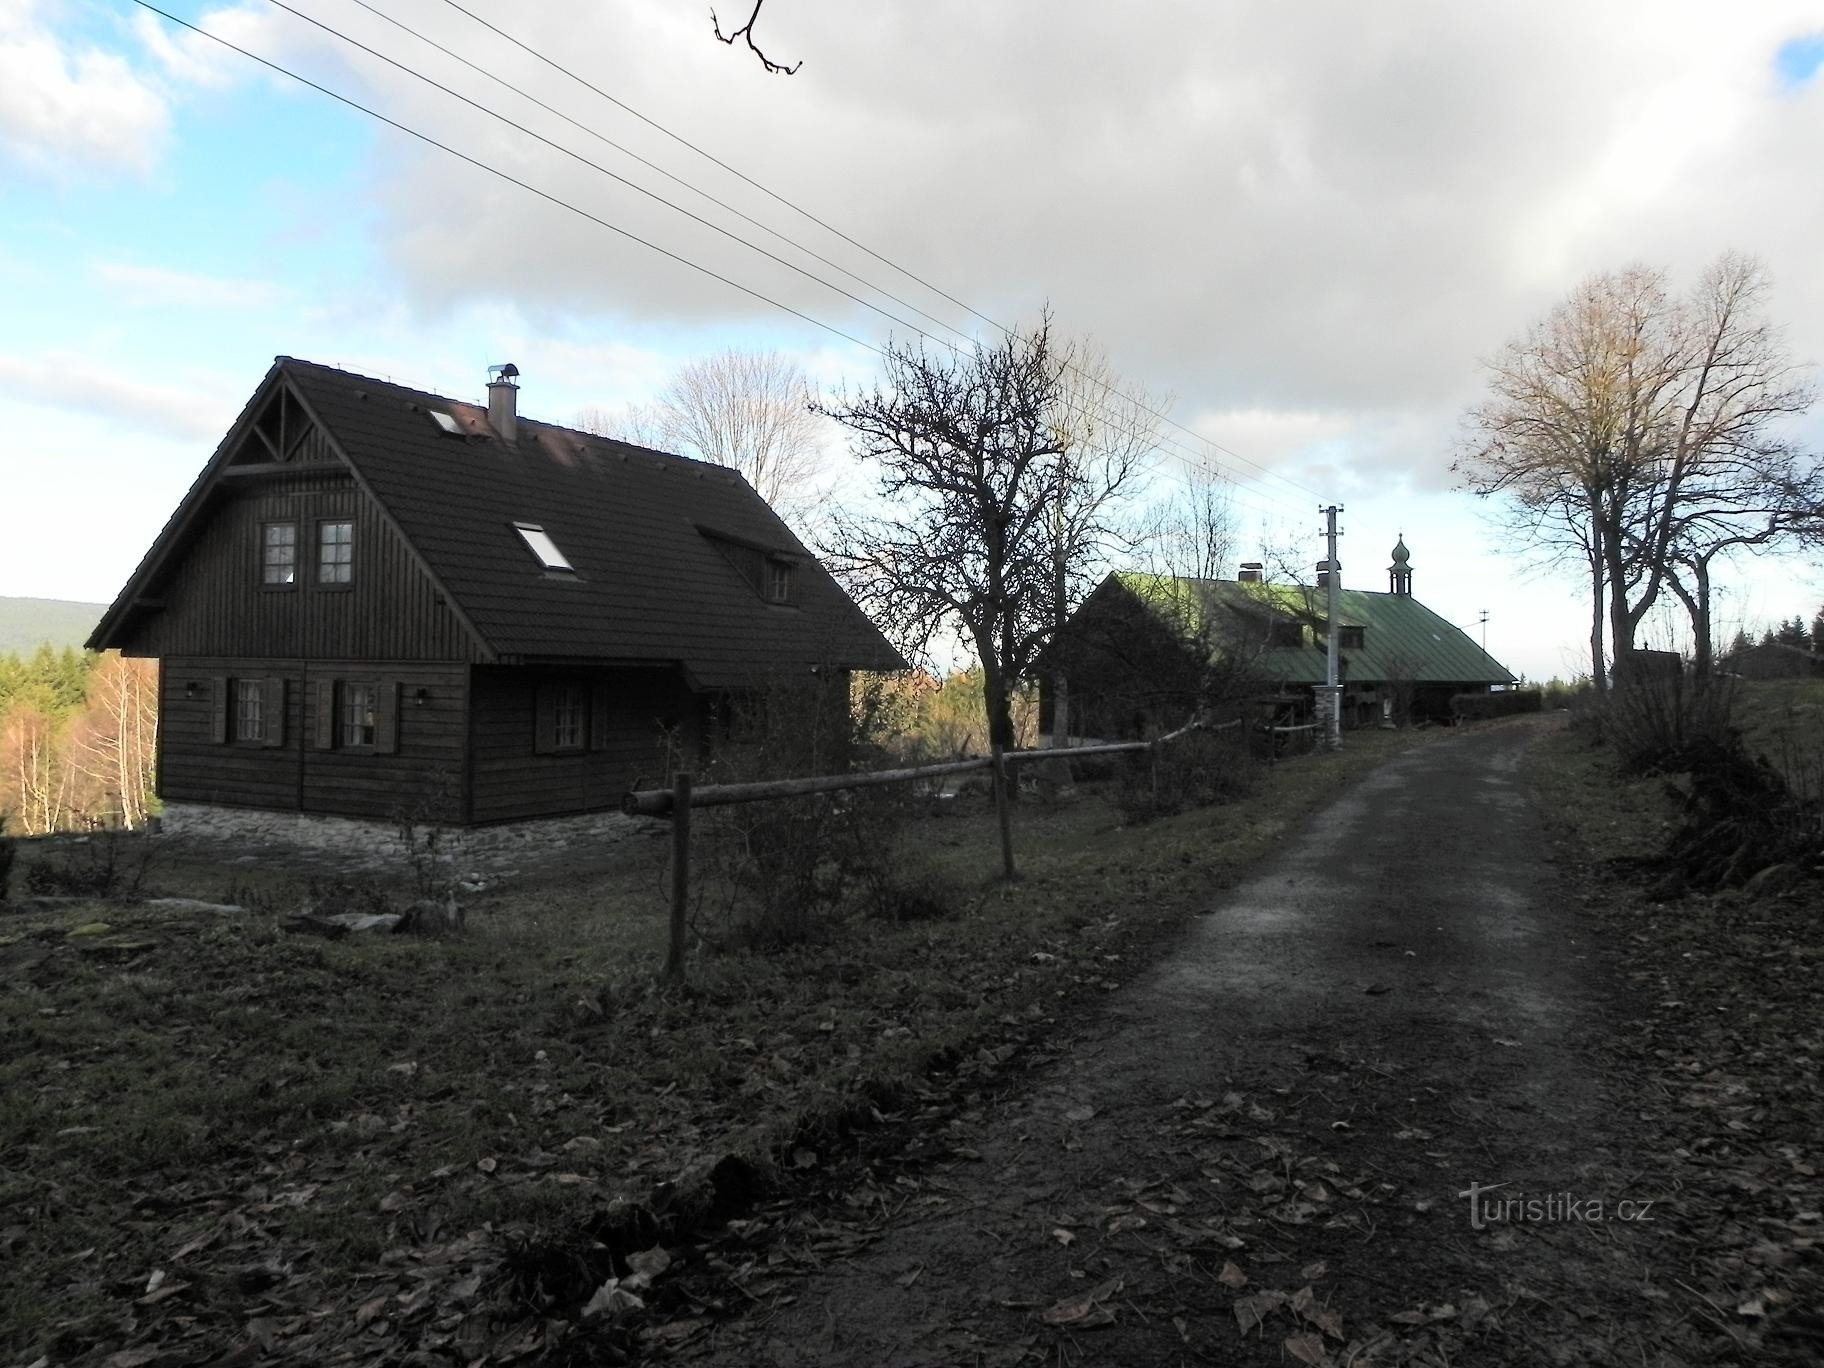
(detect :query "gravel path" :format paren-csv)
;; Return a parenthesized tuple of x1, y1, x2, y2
(701, 719, 1670, 1366)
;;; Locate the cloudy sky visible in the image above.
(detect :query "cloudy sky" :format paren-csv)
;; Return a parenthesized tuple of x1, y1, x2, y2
(5, 0, 1823, 680)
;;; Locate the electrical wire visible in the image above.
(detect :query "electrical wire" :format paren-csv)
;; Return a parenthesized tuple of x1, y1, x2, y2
(424, 0, 1325, 506)
(135, 0, 1315, 530)
(278, 2, 1312, 519)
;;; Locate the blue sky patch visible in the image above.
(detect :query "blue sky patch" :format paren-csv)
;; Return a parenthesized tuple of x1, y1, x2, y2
(1775, 34, 1824, 88)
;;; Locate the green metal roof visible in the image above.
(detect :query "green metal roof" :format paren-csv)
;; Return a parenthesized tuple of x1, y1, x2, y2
(1114, 573, 1514, 687)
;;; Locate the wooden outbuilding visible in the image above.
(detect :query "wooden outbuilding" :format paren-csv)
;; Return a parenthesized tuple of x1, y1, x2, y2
(1043, 540, 1514, 736)
(88, 358, 902, 831)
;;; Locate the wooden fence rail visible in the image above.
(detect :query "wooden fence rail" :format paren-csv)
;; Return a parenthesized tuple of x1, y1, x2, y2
(631, 716, 1241, 982)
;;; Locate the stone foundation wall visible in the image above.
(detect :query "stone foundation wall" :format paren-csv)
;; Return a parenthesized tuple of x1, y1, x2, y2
(157, 802, 659, 877)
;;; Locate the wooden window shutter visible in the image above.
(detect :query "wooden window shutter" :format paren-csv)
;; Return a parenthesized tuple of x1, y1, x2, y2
(589, 683, 612, 751)
(210, 677, 229, 745)
(314, 680, 337, 750)
(534, 684, 556, 755)
(376, 681, 400, 755)
(262, 677, 286, 748)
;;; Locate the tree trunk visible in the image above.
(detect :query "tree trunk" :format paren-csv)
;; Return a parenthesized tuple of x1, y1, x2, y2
(1588, 554, 1608, 689)
(1051, 671, 1071, 747)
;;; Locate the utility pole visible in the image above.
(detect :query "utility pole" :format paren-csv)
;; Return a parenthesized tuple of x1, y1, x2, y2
(1322, 504, 1343, 751)
(1479, 609, 1489, 655)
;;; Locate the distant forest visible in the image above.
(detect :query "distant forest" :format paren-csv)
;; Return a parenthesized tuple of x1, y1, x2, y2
(0, 597, 106, 656)
(0, 645, 155, 835)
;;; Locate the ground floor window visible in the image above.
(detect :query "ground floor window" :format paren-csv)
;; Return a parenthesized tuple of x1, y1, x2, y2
(536, 681, 589, 753)
(342, 681, 378, 749)
(235, 679, 265, 742)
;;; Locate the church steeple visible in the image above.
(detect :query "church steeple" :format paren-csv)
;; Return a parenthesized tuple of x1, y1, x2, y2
(1388, 535, 1412, 596)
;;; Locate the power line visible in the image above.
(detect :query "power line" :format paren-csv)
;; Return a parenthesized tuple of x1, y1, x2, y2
(425, 0, 1324, 506)
(273, 1, 1314, 517)
(261, 0, 948, 345)
(343, 0, 972, 346)
(130, 0, 884, 356)
(134, 1, 1317, 529)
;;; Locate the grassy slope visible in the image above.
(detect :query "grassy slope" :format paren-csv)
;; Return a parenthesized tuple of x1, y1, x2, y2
(1733, 676, 1824, 802)
(1522, 701, 1823, 1365)
(0, 727, 1444, 1364)
(0, 597, 107, 656)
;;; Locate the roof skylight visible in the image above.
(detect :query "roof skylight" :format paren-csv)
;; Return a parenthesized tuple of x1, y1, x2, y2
(429, 410, 463, 436)
(514, 522, 573, 571)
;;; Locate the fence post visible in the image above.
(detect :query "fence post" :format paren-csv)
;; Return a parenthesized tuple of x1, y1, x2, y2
(663, 772, 692, 984)
(991, 744, 1017, 881)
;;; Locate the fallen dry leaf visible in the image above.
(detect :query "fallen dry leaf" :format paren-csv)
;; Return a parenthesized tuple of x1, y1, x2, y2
(1284, 1330, 1332, 1365)
(1041, 1277, 1122, 1327)
(1233, 1289, 1286, 1335)
(1217, 1261, 1248, 1289)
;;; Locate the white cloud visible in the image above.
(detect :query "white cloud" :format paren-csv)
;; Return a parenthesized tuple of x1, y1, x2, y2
(93, 259, 292, 310)
(0, 0, 170, 174)
(0, 351, 239, 441)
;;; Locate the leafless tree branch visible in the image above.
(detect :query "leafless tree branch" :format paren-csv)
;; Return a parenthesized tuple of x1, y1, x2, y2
(710, 0, 801, 75)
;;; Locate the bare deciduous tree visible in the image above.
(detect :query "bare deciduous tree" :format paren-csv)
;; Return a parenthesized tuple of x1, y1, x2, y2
(1042, 337, 1167, 744)
(1457, 253, 1819, 680)
(655, 349, 827, 512)
(818, 317, 1074, 755)
(64, 654, 158, 829)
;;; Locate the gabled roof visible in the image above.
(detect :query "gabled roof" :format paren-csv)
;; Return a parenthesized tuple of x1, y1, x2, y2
(1112, 572, 1514, 686)
(92, 357, 904, 685)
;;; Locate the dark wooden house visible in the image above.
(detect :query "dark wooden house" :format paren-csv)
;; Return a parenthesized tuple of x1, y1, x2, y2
(1045, 541, 1515, 735)
(88, 358, 903, 828)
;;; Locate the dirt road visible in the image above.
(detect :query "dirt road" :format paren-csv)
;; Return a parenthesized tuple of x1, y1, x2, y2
(700, 719, 1676, 1366)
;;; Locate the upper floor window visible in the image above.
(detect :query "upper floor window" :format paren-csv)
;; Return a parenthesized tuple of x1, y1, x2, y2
(318, 520, 354, 585)
(764, 558, 797, 605)
(1339, 626, 1366, 650)
(262, 522, 297, 586)
(342, 681, 378, 749)
(1269, 620, 1303, 648)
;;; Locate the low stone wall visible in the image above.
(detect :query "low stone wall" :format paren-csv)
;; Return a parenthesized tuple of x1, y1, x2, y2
(156, 802, 661, 878)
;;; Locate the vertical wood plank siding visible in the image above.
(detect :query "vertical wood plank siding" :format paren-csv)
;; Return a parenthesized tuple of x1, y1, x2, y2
(129, 469, 481, 662)
(160, 657, 468, 821)
(468, 666, 698, 823)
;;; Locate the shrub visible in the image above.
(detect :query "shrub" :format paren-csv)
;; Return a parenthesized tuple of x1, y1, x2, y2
(689, 676, 924, 951)
(22, 816, 158, 899)
(1115, 725, 1255, 825)
(1600, 672, 1740, 775)
(1451, 689, 1543, 723)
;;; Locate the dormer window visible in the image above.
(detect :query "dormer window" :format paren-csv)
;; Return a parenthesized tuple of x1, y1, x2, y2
(514, 522, 573, 572)
(1269, 620, 1303, 648)
(1339, 626, 1365, 650)
(765, 557, 797, 604)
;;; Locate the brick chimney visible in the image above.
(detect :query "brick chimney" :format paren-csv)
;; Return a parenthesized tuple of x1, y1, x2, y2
(487, 362, 520, 442)
(1315, 558, 1340, 590)
(1237, 561, 1264, 583)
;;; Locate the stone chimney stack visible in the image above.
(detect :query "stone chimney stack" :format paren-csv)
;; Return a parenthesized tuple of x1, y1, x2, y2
(1315, 558, 1340, 590)
(1237, 561, 1264, 583)
(487, 363, 520, 443)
